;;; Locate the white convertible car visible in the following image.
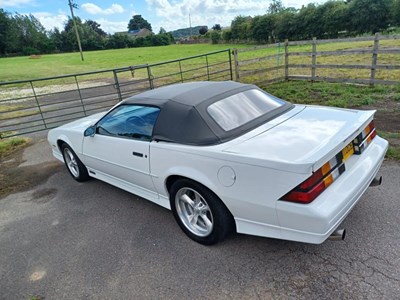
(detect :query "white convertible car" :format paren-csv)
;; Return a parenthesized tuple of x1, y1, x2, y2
(48, 81, 388, 245)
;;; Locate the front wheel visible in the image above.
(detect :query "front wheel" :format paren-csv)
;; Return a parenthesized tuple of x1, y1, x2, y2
(61, 143, 90, 182)
(169, 179, 235, 245)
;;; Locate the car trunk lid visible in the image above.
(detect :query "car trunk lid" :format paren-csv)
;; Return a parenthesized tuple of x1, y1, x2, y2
(223, 105, 375, 173)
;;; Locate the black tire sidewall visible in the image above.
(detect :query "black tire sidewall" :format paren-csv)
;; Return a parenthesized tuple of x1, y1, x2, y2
(61, 143, 90, 182)
(169, 179, 234, 245)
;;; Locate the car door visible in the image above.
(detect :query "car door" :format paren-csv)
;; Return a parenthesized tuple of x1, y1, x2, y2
(82, 104, 160, 198)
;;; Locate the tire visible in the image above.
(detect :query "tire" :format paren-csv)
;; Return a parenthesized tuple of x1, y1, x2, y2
(169, 179, 235, 245)
(61, 143, 90, 182)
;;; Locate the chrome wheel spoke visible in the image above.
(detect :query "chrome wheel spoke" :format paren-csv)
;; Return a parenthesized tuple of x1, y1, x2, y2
(199, 214, 213, 231)
(189, 213, 199, 225)
(64, 148, 79, 178)
(180, 194, 195, 208)
(194, 193, 201, 205)
(175, 187, 214, 237)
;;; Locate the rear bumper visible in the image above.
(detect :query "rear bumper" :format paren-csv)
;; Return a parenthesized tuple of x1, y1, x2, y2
(275, 136, 388, 244)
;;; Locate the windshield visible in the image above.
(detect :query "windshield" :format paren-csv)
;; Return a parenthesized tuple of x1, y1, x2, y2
(207, 89, 286, 131)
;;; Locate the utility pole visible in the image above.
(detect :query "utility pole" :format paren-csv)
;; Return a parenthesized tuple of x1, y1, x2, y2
(68, 0, 84, 61)
(189, 13, 192, 38)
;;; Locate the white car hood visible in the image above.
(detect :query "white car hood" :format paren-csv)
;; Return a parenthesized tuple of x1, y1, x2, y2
(57, 112, 106, 132)
(224, 105, 375, 172)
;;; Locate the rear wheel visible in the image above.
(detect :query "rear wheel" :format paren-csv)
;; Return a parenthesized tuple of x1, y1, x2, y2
(61, 143, 90, 182)
(169, 179, 235, 245)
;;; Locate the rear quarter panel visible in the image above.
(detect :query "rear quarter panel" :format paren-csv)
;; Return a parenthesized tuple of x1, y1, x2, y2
(149, 142, 307, 231)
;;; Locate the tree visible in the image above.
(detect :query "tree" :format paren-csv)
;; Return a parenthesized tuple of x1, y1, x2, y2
(85, 20, 106, 37)
(268, 0, 284, 14)
(251, 15, 275, 43)
(273, 10, 298, 41)
(230, 16, 252, 40)
(62, 17, 84, 52)
(0, 9, 12, 54)
(199, 26, 208, 35)
(128, 15, 152, 31)
(222, 29, 232, 42)
(159, 27, 167, 34)
(348, 0, 391, 34)
(295, 4, 325, 39)
(210, 31, 221, 44)
(49, 27, 65, 52)
(320, 1, 348, 38)
(11, 14, 50, 54)
(212, 24, 222, 31)
(391, 0, 400, 26)
(105, 33, 131, 49)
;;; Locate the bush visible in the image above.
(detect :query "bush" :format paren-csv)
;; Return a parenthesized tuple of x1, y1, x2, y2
(222, 30, 232, 42)
(22, 47, 40, 56)
(210, 31, 221, 44)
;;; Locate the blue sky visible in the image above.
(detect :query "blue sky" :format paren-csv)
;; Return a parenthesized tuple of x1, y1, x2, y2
(0, 0, 326, 34)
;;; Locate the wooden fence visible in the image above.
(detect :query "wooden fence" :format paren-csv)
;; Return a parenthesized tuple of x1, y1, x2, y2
(233, 33, 400, 86)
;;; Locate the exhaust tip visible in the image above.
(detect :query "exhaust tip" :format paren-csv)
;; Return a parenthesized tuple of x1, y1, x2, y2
(328, 229, 346, 241)
(370, 176, 382, 187)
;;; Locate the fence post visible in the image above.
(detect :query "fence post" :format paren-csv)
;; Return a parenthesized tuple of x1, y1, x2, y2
(232, 49, 240, 81)
(147, 65, 155, 89)
(312, 37, 317, 82)
(284, 39, 289, 81)
(205, 55, 210, 81)
(370, 32, 379, 86)
(228, 49, 233, 80)
(112, 70, 123, 101)
(178, 61, 184, 83)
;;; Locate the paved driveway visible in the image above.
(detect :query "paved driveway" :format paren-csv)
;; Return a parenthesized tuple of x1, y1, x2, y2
(1, 136, 399, 299)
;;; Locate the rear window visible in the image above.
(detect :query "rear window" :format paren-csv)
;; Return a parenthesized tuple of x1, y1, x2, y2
(207, 89, 285, 131)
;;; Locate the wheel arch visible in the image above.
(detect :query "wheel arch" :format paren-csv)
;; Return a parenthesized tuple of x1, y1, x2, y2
(55, 135, 73, 152)
(165, 174, 236, 225)
(57, 139, 67, 152)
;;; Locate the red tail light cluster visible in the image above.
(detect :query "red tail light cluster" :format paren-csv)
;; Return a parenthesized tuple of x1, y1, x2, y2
(353, 121, 376, 154)
(282, 155, 346, 204)
(282, 120, 376, 204)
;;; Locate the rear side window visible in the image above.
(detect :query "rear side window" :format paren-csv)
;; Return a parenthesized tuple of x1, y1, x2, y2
(207, 89, 285, 131)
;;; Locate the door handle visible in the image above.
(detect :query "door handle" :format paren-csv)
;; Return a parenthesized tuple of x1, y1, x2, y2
(132, 151, 144, 158)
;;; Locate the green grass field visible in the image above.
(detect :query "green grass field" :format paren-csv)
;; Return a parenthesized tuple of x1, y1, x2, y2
(236, 39, 400, 83)
(1, 38, 398, 83)
(0, 44, 250, 82)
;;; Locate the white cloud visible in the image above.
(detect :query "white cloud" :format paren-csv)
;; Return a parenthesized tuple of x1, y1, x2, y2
(147, 0, 329, 32)
(32, 12, 68, 31)
(81, 3, 125, 15)
(146, 0, 268, 31)
(94, 18, 127, 34)
(284, 0, 326, 8)
(0, 0, 34, 7)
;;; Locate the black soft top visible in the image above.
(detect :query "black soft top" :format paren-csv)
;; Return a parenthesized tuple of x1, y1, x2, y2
(122, 81, 292, 145)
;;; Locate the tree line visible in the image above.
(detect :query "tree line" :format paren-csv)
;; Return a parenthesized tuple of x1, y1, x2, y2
(0, 10, 174, 56)
(1, 0, 400, 56)
(219, 0, 400, 43)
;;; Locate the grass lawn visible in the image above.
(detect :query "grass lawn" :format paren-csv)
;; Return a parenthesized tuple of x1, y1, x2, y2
(0, 44, 250, 82)
(0, 136, 31, 158)
(236, 38, 400, 84)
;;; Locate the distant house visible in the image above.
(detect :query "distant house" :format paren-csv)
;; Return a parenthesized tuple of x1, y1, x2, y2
(127, 28, 153, 38)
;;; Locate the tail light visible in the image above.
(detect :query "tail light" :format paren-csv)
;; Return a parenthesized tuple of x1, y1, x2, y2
(282, 155, 346, 204)
(353, 121, 376, 154)
(282, 120, 376, 204)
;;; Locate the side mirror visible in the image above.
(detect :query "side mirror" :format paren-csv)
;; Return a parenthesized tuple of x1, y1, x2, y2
(84, 126, 96, 137)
